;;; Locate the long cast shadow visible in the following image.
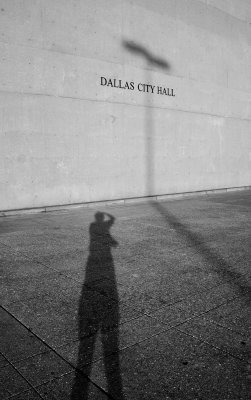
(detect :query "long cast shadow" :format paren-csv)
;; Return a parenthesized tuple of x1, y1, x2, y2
(122, 39, 170, 197)
(123, 39, 250, 302)
(71, 212, 124, 400)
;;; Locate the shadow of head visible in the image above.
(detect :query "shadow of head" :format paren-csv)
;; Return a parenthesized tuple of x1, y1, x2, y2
(95, 211, 105, 223)
(122, 39, 170, 70)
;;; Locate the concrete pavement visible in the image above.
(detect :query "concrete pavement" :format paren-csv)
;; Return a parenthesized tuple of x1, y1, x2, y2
(1, 189, 251, 399)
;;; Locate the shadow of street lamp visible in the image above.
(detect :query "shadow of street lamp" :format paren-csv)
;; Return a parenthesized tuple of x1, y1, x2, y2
(122, 39, 170, 196)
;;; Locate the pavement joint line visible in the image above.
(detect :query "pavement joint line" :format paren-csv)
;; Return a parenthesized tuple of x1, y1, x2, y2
(2, 294, 45, 307)
(204, 319, 251, 340)
(7, 388, 45, 400)
(137, 287, 238, 316)
(0, 346, 56, 370)
(30, 369, 114, 400)
(0, 305, 115, 399)
(144, 295, 239, 325)
(34, 369, 77, 387)
(0, 350, 45, 400)
(174, 326, 251, 364)
(21, 368, 115, 400)
(126, 220, 172, 229)
(7, 388, 46, 400)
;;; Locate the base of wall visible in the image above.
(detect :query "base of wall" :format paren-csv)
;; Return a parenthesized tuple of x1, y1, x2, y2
(1, 186, 250, 217)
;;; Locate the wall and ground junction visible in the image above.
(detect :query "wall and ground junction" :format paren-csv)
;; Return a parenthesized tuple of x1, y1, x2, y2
(0, 0, 251, 211)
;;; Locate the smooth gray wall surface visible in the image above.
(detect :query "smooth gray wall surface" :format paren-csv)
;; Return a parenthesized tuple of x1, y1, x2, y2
(0, 0, 251, 210)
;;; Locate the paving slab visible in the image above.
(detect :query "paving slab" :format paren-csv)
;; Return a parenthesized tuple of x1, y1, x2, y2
(15, 351, 73, 387)
(0, 308, 48, 363)
(0, 363, 31, 399)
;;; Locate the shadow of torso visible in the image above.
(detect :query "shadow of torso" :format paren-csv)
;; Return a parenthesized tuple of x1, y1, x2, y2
(79, 217, 119, 335)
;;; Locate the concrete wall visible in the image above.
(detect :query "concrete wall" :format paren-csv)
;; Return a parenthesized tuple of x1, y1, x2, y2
(0, 0, 251, 210)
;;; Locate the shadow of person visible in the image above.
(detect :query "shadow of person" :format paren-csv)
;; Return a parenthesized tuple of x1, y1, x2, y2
(71, 212, 124, 399)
